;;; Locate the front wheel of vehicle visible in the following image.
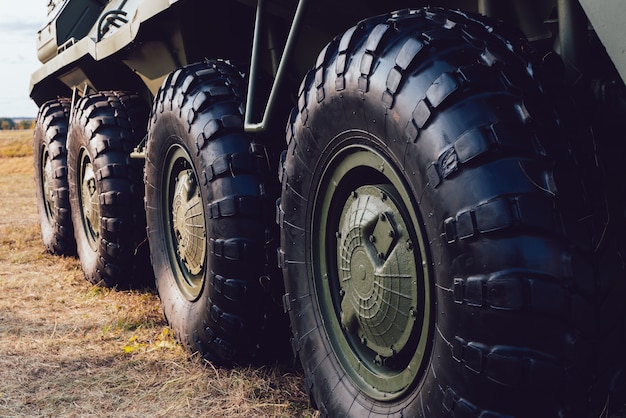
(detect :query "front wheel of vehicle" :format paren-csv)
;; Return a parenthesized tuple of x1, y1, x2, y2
(279, 8, 622, 417)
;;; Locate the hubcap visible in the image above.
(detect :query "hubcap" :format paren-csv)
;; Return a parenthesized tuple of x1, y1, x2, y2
(172, 168, 205, 275)
(41, 147, 55, 221)
(314, 140, 432, 401)
(78, 149, 100, 250)
(163, 145, 206, 300)
(338, 185, 416, 359)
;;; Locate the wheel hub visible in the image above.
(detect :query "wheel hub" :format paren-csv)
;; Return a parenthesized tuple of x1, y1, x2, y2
(171, 169, 205, 275)
(337, 185, 416, 360)
(80, 159, 99, 246)
(42, 149, 55, 219)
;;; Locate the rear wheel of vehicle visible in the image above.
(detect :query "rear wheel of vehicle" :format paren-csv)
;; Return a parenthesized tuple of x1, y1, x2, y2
(67, 91, 152, 288)
(279, 8, 624, 417)
(33, 98, 74, 255)
(145, 60, 285, 365)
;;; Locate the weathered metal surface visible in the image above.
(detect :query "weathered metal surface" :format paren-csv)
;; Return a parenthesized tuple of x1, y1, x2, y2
(579, 0, 626, 83)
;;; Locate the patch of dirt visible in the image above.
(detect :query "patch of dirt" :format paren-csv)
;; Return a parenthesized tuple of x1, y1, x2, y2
(0, 131, 315, 417)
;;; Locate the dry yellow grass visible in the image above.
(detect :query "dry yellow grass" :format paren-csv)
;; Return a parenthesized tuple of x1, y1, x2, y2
(0, 129, 33, 159)
(0, 130, 316, 417)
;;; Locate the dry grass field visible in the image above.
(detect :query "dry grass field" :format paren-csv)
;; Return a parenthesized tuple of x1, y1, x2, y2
(5, 128, 626, 417)
(0, 130, 315, 417)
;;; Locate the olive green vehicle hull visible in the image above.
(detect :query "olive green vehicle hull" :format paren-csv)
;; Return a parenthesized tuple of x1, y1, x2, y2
(32, 0, 626, 132)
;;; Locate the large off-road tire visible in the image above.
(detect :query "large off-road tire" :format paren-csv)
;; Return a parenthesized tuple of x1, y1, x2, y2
(33, 98, 74, 255)
(67, 91, 152, 288)
(145, 60, 285, 365)
(279, 8, 626, 417)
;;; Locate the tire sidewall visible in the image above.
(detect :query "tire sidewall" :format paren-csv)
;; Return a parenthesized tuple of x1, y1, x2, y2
(67, 116, 101, 281)
(33, 119, 56, 248)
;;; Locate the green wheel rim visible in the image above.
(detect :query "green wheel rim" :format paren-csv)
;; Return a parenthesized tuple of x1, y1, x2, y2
(163, 144, 207, 301)
(313, 138, 433, 401)
(77, 147, 100, 251)
(40, 146, 55, 222)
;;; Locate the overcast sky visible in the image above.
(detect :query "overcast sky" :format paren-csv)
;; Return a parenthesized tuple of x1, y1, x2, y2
(0, 0, 48, 118)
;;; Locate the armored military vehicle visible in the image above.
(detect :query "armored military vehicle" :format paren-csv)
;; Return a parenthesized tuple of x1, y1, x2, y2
(30, 0, 626, 416)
